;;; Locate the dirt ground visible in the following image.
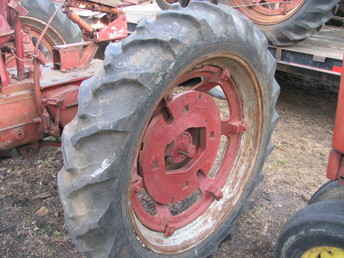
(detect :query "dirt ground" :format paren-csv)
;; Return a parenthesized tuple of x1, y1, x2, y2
(0, 76, 338, 258)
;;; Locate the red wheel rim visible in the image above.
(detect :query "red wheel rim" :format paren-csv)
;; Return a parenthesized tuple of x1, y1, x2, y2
(130, 65, 247, 236)
(231, 0, 305, 25)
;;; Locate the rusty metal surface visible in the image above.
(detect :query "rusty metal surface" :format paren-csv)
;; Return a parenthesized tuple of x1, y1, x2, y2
(0, 81, 42, 150)
(66, 11, 94, 34)
(64, 0, 129, 41)
(43, 85, 79, 127)
(96, 14, 127, 41)
(0, 51, 10, 87)
(65, 0, 122, 13)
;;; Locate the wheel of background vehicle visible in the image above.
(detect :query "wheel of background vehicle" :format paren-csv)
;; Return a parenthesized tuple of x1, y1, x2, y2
(275, 200, 344, 258)
(155, 0, 178, 10)
(58, 2, 279, 257)
(309, 180, 344, 204)
(156, 0, 340, 46)
(230, 0, 340, 46)
(6, 0, 82, 66)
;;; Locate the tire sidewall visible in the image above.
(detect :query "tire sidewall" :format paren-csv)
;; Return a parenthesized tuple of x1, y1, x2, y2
(276, 200, 344, 258)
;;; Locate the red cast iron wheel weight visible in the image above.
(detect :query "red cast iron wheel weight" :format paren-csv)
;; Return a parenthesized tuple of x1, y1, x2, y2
(130, 65, 247, 237)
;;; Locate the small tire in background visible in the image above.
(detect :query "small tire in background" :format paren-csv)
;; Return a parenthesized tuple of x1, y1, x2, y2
(309, 180, 344, 204)
(275, 200, 344, 258)
(229, 0, 340, 46)
(156, 0, 340, 46)
(21, 0, 82, 44)
(12, 0, 83, 65)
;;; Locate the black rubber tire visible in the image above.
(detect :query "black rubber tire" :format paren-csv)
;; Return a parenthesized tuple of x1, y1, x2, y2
(258, 0, 340, 46)
(309, 180, 344, 204)
(275, 200, 344, 258)
(156, 0, 177, 10)
(156, 0, 340, 46)
(21, 0, 82, 45)
(58, 2, 279, 257)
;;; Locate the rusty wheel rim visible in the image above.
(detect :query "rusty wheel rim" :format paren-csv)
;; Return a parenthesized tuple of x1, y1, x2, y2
(231, 0, 305, 25)
(128, 53, 264, 254)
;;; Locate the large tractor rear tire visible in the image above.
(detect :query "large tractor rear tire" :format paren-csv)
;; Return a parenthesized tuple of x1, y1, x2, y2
(58, 2, 279, 257)
(156, 0, 340, 46)
(275, 200, 344, 258)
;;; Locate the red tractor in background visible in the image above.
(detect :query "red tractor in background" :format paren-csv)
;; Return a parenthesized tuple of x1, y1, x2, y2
(0, 0, 131, 152)
(0, 0, 342, 258)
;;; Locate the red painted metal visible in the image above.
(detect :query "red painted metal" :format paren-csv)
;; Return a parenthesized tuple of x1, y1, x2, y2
(327, 150, 343, 180)
(14, 14, 25, 80)
(139, 91, 222, 204)
(0, 13, 11, 37)
(0, 0, 9, 23)
(327, 56, 344, 181)
(53, 42, 98, 72)
(43, 84, 80, 127)
(96, 14, 128, 42)
(0, 81, 42, 150)
(0, 0, 131, 151)
(333, 58, 344, 153)
(0, 54, 10, 87)
(130, 66, 245, 235)
(333, 66, 343, 73)
(165, 131, 196, 164)
(67, 11, 94, 34)
(0, 72, 89, 150)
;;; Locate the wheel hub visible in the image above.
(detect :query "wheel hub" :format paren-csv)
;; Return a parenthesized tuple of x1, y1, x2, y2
(139, 90, 221, 204)
(165, 131, 196, 166)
